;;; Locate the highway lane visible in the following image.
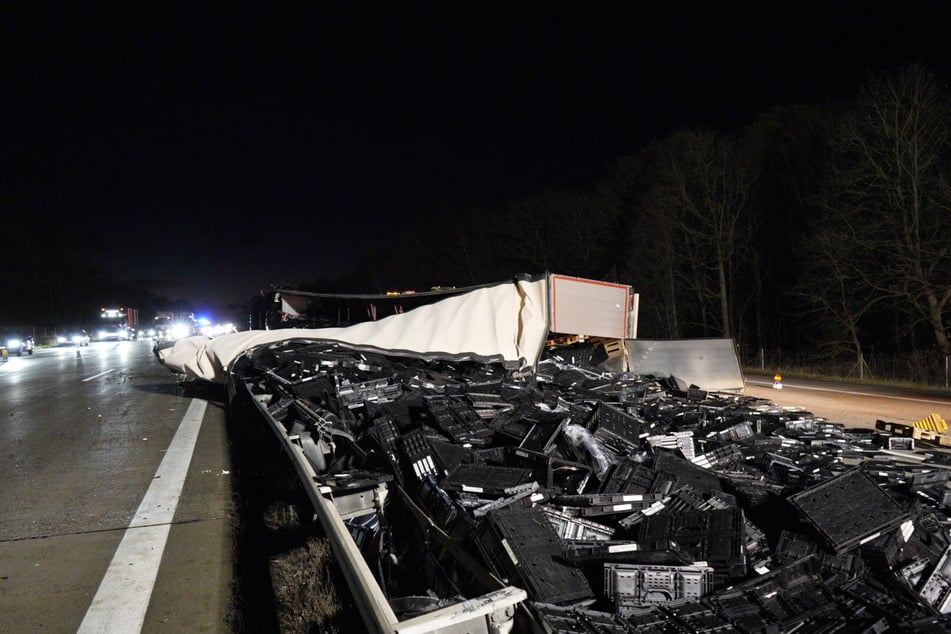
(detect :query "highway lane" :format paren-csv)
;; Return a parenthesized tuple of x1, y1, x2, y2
(0, 340, 233, 633)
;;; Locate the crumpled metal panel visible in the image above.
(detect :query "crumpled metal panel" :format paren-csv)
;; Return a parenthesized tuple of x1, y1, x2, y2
(623, 338, 745, 392)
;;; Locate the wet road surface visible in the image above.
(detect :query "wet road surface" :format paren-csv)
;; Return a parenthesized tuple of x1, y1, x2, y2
(0, 341, 233, 633)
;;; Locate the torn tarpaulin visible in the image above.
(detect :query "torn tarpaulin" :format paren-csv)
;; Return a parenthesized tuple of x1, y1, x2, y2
(229, 338, 951, 632)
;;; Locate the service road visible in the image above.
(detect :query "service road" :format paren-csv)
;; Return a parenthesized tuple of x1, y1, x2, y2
(744, 372, 951, 431)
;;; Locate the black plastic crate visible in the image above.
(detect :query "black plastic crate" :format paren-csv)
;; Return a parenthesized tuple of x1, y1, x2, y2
(441, 463, 535, 496)
(787, 468, 911, 554)
(505, 446, 591, 493)
(398, 429, 444, 483)
(474, 507, 594, 604)
(593, 402, 643, 454)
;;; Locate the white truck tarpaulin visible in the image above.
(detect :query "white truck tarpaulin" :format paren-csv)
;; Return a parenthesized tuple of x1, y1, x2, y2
(157, 277, 551, 383)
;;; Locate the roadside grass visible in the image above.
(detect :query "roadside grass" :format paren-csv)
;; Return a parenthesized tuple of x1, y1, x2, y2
(226, 387, 356, 634)
(270, 534, 342, 634)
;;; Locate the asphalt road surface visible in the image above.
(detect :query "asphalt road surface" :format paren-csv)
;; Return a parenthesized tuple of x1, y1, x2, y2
(743, 371, 951, 431)
(0, 340, 233, 633)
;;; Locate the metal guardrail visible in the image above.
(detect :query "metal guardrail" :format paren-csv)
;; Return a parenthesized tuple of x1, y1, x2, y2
(240, 378, 527, 634)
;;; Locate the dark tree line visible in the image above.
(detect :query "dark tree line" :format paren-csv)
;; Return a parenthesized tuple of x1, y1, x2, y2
(0, 218, 194, 331)
(339, 64, 951, 360)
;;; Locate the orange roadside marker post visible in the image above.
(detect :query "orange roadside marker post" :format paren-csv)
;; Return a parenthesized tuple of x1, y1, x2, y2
(773, 374, 783, 389)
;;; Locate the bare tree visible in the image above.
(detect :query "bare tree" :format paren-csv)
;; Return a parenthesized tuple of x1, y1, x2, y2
(798, 179, 883, 372)
(647, 129, 758, 337)
(503, 186, 617, 278)
(838, 64, 951, 353)
(626, 195, 683, 337)
(743, 104, 837, 349)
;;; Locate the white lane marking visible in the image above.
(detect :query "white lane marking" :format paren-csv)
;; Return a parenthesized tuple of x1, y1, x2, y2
(77, 398, 208, 634)
(82, 369, 116, 382)
(747, 380, 951, 407)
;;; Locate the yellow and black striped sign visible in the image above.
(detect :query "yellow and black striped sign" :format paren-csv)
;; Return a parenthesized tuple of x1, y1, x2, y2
(913, 413, 948, 433)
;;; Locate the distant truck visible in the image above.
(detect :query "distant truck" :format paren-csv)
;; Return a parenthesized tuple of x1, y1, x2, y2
(150, 311, 197, 342)
(151, 314, 173, 341)
(96, 307, 139, 341)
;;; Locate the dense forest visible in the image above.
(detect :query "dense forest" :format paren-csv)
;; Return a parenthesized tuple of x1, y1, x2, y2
(320, 64, 951, 367)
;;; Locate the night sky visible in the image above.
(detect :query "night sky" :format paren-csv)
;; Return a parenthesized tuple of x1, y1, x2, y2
(4, 4, 948, 315)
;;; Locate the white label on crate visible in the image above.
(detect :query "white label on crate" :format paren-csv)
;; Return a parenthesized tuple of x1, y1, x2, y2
(622, 495, 643, 502)
(900, 520, 915, 542)
(858, 531, 882, 545)
(501, 538, 519, 565)
(607, 544, 639, 553)
(612, 504, 633, 512)
(462, 485, 484, 493)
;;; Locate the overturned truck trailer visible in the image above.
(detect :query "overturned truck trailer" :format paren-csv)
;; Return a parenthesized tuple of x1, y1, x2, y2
(159, 274, 637, 632)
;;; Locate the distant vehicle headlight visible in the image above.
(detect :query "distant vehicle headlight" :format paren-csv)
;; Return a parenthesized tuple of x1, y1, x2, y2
(7, 338, 21, 348)
(71, 335, 84, 344)
(57, 335, 68, 344)
(171, 324, 191, 340)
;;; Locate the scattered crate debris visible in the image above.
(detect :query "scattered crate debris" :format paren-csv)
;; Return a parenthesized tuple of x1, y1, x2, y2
(230, 338, 951, 632)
